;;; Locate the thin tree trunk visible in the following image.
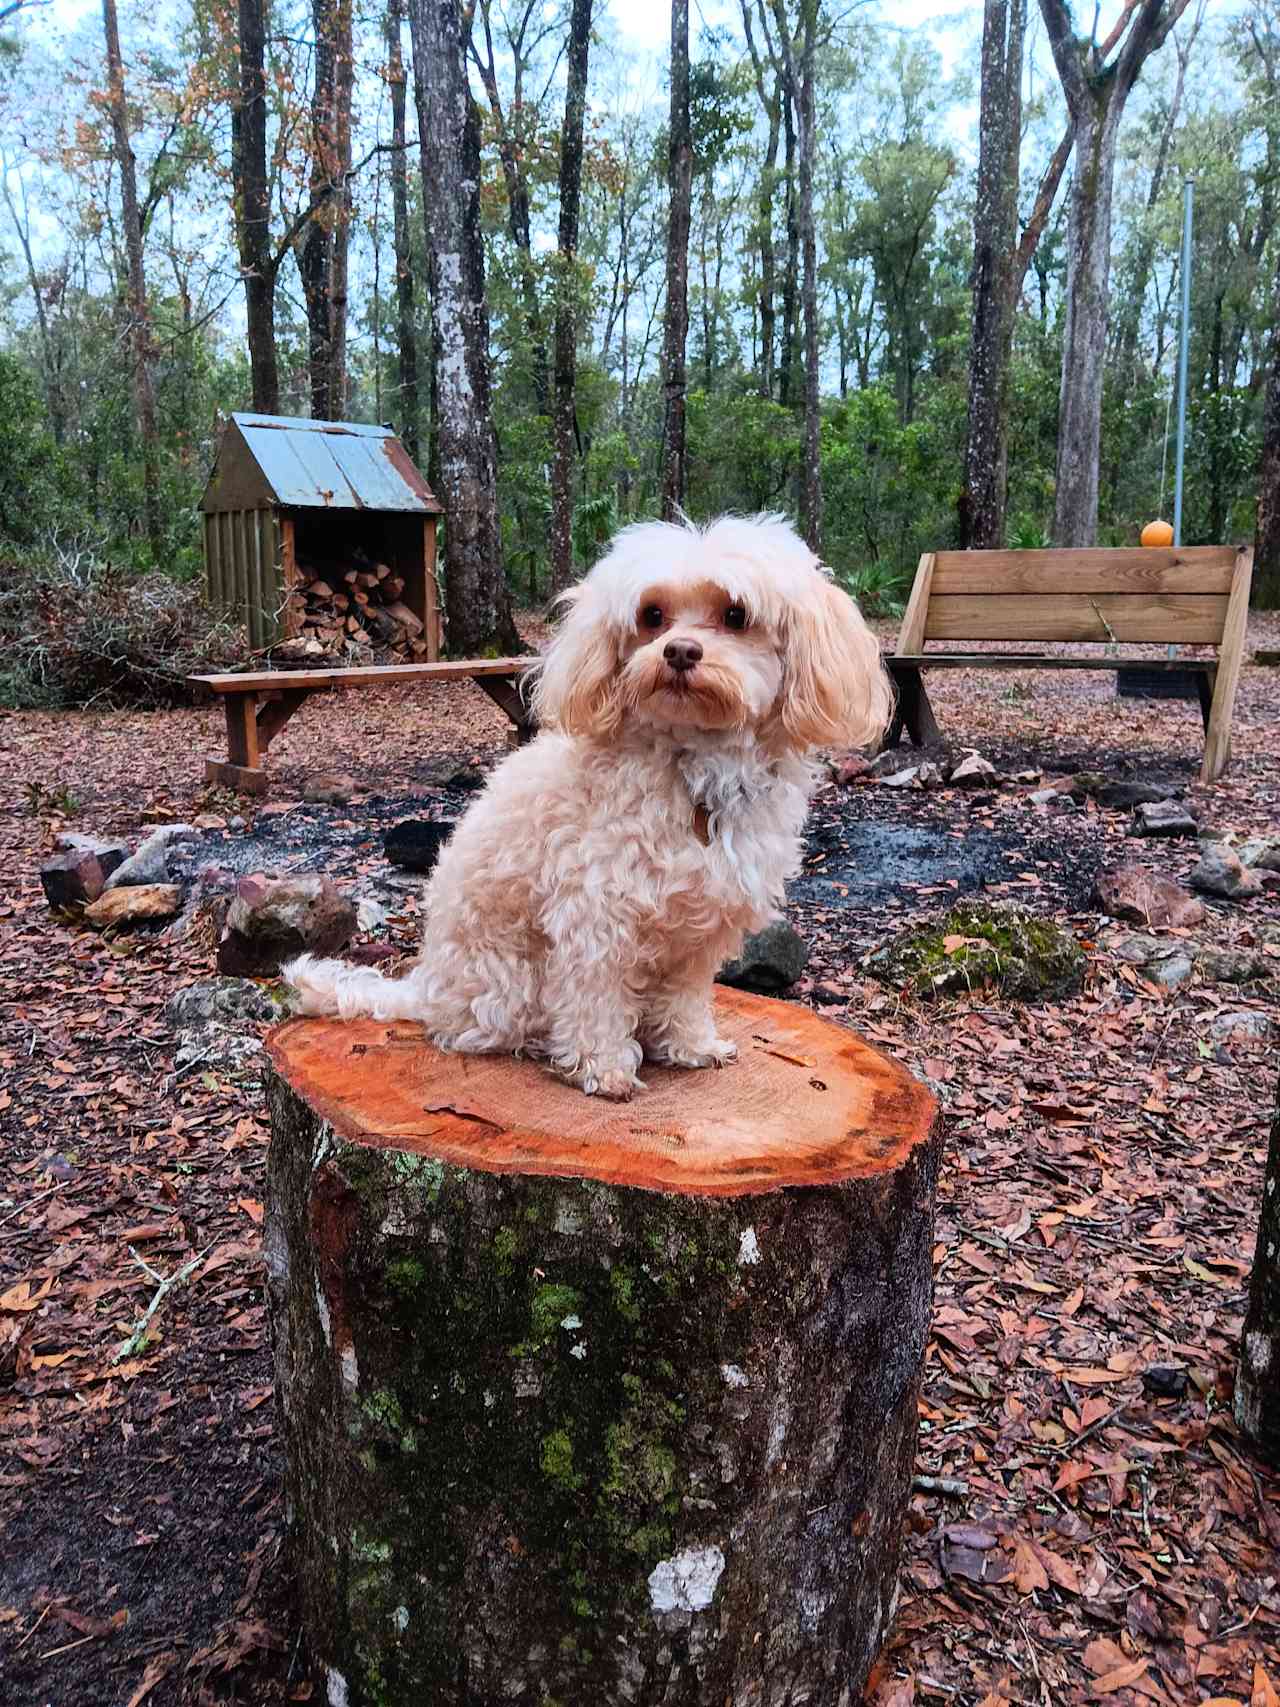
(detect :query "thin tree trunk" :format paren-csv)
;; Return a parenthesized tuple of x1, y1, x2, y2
(102, 0, 161, 561)
(302, 0, 337, 418)
(960, 0, 1024, 549)
(0, 169, 64, 441)
(386, 0, 420, 461)
(660, 0, 692, 521)
(408, 0, 519, 655)
(549, 0, 593, 594)
(329, 0, 355, 415)
(1255, 259, 1280, 608)
(232, 0, 279, 413)
(778, 88, 798, 410)
(1038, 0, 1194, 545)
(741, 0, 781, 402)
(797, 0, 821, 552)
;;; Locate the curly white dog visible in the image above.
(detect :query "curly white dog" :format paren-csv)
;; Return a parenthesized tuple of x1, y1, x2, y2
(285, 513, 892, 1099)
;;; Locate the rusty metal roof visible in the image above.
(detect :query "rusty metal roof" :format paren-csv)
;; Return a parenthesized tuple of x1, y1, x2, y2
(204, 413, 441, 513)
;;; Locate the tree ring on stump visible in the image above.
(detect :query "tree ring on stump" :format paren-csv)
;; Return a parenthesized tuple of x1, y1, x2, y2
(265, 986, 943, 1706)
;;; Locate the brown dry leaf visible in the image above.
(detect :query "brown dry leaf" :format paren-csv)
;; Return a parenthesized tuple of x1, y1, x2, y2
(237, 1198, 265, 1224)
(0, 1275, 56, 1312)
(1254, 1668, 1280, 1707)
(1012, 1538, 1049, 1594)
(1090, 1659, 1150, 1696)
(870, 1674, 915, 1707)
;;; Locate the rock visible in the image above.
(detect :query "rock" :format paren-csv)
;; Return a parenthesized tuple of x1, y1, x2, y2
(915, 761, 946, 789)
(356, 896, 389, 934)
(216, 875, 358, 977)
(878, 766, 924, 789)
(303, 772, 357, 806)
(1011, 769, 1041, 785)
(1208, 1010, 1271, 1042)
(948, 751, 998, 788)
(1142, 1364, 1188, 1399)
(420, 758, 487, 792)
(84, 884, 183, 929)
(53, 830, 131, 866)
(105, 823, 201, 889)
(1096, 779, 1180, 808)
(717, 922, 810, 993)
(1110, 933, 1197, 989)
(166, 977, 280, 1033)
(41, 849, 114, 908)
(1132, 799, 1198, 838)
(385, 819, 452, 873)
(1189, 843, 1264, 902)
(867, 902, 1085, 1002)
(831, 753, 872, 785)
(1239, 837, 1280, 872)
(1194, 946, 1270, 985)
(1093, 864, 1205, 929)
(1029, 787, 1060, 806)
(1067, 771, 1108, 801)
(868, 749, 910, 777)
(345, 941, 401, 967)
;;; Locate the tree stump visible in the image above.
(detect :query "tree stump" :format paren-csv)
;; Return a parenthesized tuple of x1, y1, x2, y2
(264, 987, 943, 1707)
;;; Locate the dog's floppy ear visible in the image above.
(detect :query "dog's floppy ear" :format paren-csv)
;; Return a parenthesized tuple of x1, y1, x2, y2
(529, 583, 622, 738)
(778, 574, 894, 751)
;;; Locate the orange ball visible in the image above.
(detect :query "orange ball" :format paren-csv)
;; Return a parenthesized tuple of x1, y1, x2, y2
(1140, 518, 1174, 547)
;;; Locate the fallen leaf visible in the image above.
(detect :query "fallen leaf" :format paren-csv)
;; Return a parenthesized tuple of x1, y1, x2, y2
(1090, 1659, 1150, 1696)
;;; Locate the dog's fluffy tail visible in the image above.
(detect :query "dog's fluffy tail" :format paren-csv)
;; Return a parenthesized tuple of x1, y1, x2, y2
(282, 953, 426, 1022)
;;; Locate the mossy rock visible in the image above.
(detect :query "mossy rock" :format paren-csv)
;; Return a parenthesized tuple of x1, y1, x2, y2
(867, 900, 1085, 1001)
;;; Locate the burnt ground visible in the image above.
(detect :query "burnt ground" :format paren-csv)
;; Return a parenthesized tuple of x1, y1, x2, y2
(1, 620, 1279, 1705)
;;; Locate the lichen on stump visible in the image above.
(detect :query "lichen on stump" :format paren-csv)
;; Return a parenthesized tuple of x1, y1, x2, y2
(264, 987, 943, 1706)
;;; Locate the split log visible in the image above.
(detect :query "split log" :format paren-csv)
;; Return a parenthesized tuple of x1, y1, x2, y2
(381, 598, 423, 635)
(1237, 1072, 1280, 1463)
(264, 988, 943, 1706)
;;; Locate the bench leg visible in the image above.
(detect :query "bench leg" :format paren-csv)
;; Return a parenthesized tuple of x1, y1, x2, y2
(475, 674, 536, 744)
(884, 667, 939, 750)
(1195, 667, 1216, 736)
(257, 689, 311, 751)
(205, 692, 269, 795)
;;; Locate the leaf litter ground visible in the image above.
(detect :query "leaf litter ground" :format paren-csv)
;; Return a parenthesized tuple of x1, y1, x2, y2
(2, 623, 1280, 1705)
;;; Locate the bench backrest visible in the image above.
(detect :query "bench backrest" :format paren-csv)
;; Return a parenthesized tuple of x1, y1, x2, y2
(896, 546, 1250, 652)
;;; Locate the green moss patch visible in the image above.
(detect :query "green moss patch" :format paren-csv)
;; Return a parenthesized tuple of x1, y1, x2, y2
(867, 900, 1085, 1001)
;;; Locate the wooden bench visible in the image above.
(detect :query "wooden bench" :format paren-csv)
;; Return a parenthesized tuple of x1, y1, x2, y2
(881, 545, 1254, 783)
(189, 659, 533, 794)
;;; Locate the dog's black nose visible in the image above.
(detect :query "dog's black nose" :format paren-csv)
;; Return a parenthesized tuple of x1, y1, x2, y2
(664, 638, 703, 672)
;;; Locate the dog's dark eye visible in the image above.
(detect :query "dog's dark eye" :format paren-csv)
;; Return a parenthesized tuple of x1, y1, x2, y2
(724, 602, 748, 631)
(640, 604, 665, 630)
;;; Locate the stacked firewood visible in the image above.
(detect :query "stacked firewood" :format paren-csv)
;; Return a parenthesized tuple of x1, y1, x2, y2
(274, 556, 429, 665)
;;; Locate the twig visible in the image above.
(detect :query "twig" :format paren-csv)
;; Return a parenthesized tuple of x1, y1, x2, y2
(14, 1604, 51, 1652)
(912, 1474, 969, 1496)
(114, 1242, 216, 1362)
(40, 1632, 98, 1659)
(0, 1180, 63, 1229)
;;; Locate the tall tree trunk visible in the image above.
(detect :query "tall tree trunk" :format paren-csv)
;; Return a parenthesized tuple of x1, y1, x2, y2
(796, 0, 821, 551)
(386, 0, 420, 462)
(408, 0, 519, 655)
(741, 0, 781, 403)
(1038, 0, 1195, 547)
(101, 0, 161, 562)
(472, 1, 548, 415)
(549, 0, 593, 594)
(1255, 259, 1280, 608)
(301, 0, 352, 419)
(660, 0, 692, 521)
(778, 91, 799, 410)
(1053, 96, 1122, 545)
(960, 0, 1024, 549)
(232, 0, 279, 413)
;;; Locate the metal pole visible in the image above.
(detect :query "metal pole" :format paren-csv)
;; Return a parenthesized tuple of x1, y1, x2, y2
(1173, 177, 1194, 548)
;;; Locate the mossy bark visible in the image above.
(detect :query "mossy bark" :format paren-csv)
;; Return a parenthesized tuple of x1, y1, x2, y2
(1237, 1075, 1280, 1464)
(265, 1067, 942, 1706)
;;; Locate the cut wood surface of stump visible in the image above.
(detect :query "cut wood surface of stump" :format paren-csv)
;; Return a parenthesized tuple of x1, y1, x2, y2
(264, 987, 943, 1707)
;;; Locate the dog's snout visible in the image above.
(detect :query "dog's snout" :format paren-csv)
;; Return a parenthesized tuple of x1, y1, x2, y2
(663, 638, 703, 672)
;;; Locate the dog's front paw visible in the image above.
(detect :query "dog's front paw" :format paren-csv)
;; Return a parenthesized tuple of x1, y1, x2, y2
(652, 1036, 738, 1070)
(584, 1066, 647, 1101)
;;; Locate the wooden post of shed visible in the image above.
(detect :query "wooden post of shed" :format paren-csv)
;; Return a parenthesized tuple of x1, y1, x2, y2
(264, 989, 942, 1706)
